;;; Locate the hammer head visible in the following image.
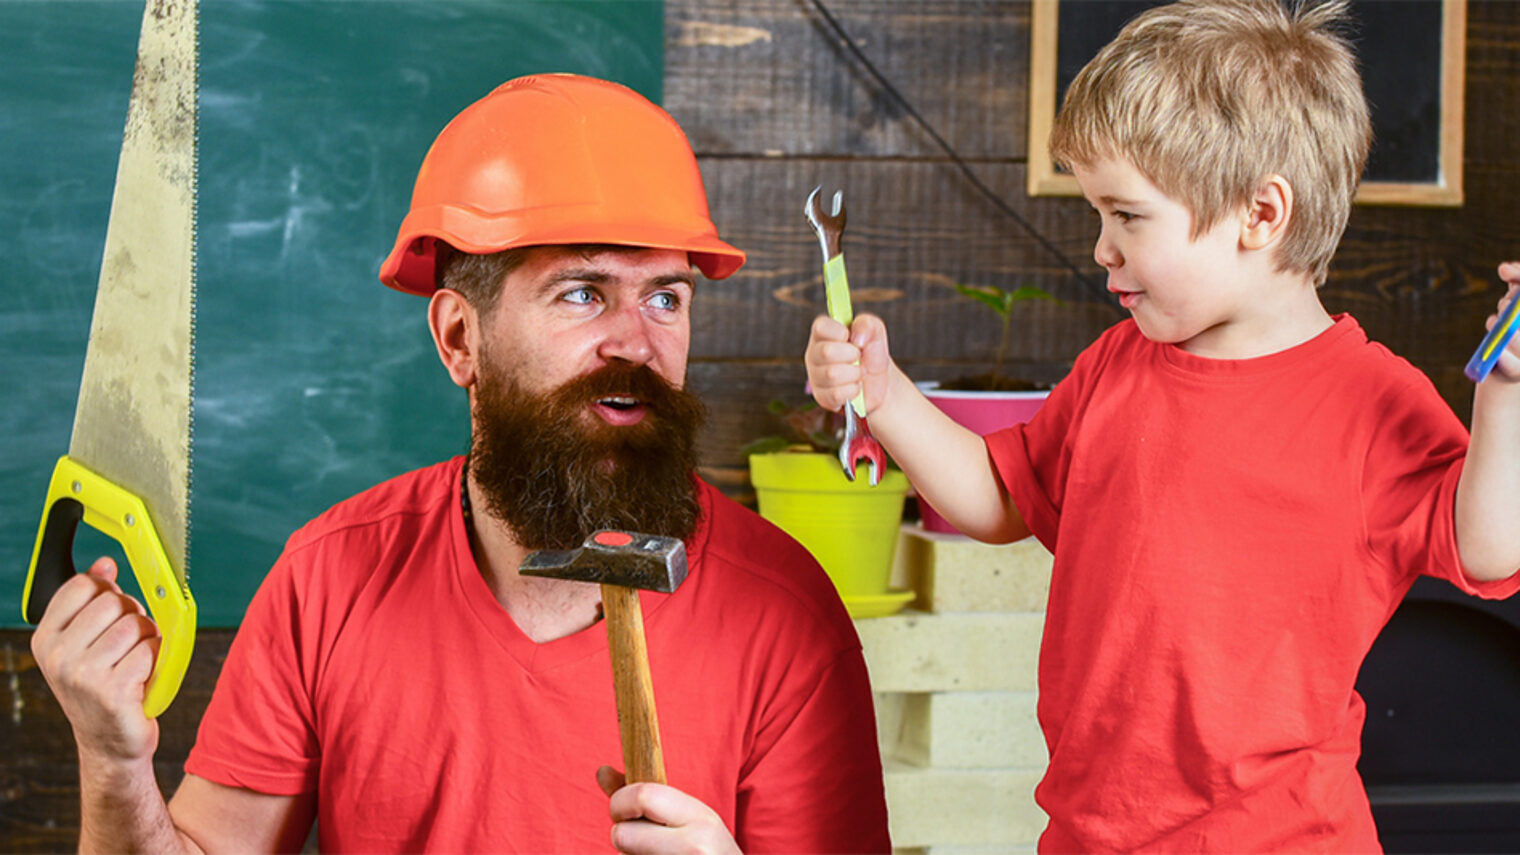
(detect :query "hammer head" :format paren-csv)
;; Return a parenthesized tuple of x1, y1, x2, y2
(518, 530, 688, 593)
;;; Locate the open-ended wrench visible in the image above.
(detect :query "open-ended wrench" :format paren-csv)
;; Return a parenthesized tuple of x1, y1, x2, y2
(805, 185, 886, 487)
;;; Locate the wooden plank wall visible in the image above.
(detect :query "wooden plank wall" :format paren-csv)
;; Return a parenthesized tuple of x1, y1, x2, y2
(673, 0, 1520, 502)
(4, 1, 1518, 849)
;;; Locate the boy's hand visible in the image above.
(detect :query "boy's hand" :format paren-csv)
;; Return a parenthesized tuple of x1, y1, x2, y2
(1484, 261, 1520, 382)
(805, 313, 893, 413)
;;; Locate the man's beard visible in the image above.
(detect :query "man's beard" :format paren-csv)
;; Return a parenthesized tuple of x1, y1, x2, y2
(468, 355, 707, 551)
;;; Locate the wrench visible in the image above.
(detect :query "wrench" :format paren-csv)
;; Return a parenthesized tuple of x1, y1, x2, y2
(805, 185, 886, 487)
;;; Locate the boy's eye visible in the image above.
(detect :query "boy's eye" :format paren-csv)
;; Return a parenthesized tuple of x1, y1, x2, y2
(1086, 207, 1134, 224)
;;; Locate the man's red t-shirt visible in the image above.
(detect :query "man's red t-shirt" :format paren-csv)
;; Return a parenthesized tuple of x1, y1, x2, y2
(987, 316, 1520, 852)
(186, 458, 890, 853)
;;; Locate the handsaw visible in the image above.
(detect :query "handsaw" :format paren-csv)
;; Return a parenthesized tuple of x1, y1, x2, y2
(23, 0, 198, 719)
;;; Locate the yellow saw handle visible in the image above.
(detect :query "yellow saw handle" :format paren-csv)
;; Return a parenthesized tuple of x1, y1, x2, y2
(24, 456, 196, 718)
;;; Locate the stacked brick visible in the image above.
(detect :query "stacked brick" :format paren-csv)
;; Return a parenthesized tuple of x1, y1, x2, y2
(855, 526, 1054, 853)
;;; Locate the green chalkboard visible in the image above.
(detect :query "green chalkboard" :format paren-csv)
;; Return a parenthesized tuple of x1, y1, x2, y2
(2, 0, 664, 627)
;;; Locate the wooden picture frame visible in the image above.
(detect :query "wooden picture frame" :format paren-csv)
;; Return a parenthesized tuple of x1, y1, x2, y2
(1026, 0, 1466, 206)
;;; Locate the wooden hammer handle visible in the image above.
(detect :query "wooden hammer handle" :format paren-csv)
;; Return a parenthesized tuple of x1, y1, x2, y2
(600, 583, 666, 784)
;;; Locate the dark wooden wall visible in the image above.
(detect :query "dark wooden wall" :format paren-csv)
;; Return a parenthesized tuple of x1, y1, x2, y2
(674, 0, 1520, 501)
(5, 1, 1519, 849)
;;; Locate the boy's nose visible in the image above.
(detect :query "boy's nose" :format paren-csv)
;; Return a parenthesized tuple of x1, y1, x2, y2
(596, 304, 655, 365)
(1093, 230, 1122, 270)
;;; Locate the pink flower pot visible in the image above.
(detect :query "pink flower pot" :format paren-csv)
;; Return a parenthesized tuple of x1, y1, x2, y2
(915, 382, 1050, 535)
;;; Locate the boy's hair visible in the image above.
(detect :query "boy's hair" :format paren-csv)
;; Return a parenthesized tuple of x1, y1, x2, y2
(1049, 0, 1371, 286)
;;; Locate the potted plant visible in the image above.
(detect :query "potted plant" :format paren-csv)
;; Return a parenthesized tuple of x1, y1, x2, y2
(917, 283, 1058, 534)
(743, 400, 913, 618)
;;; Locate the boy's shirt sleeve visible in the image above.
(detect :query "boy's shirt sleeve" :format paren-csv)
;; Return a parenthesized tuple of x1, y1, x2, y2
(983, 325, 1116, 552)
(1363, 371, 1520, 600)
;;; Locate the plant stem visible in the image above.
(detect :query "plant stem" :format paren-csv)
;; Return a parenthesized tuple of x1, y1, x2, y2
(992, 309, 1012, 383)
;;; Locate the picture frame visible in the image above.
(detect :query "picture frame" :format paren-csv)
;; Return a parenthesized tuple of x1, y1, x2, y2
(1026, 0, 1466, 206)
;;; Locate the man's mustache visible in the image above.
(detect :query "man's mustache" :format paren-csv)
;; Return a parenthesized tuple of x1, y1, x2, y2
(547, 362, 689, 416)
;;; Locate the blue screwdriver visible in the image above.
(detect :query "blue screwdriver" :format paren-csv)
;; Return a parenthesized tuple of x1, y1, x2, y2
(1464, 290, 1520, 383)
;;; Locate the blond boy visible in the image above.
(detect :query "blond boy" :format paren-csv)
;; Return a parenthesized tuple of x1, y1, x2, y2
(806, 0, 1520, 849)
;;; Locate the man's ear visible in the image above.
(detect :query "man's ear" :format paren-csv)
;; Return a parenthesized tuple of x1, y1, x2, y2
(1241, 174, 1293, 252)
(428, 289, 480, 389)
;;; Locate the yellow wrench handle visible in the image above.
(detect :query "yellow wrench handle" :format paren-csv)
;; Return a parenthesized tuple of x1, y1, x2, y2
(823, 253, 868, 417)
(24, 456, 196, 718)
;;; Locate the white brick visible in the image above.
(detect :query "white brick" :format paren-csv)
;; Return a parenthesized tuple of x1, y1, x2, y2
(895, 847, 1037, 855)
(875, 692, 908, 758)
(891, 691, 1047, 769)
(857, 611, 1044, 692)
(885, 763, 1047, 847)
(893, 839, 1039, 845)
(894, 527, 1052, 614)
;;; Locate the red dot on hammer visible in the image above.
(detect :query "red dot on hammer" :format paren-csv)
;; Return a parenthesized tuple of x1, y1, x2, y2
(594, 531, 634, 547)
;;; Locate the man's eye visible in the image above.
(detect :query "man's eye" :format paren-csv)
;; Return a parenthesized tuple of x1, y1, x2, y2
(648, 291, 680, 311)
(562, 287, 597, 305)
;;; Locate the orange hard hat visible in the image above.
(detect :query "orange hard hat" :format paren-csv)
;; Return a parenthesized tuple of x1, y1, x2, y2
(379, 74, 745, 296)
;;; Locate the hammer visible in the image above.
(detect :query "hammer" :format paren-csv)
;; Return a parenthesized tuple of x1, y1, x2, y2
(519, 530, 688, 784)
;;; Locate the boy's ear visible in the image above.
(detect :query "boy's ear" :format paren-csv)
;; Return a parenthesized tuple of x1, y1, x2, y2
(1241, 174, 1293, 252)
(428, 288, 481, 389)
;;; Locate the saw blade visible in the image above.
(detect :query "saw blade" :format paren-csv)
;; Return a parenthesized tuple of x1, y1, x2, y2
(69, 0, 197, 584)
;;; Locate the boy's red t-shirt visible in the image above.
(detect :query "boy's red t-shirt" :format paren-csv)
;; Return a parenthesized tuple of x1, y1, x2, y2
(987, 316, 1519, 852)
(185, 459, 889, 853)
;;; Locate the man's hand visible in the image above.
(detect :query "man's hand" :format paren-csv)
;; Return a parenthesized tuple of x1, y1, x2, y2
(31, 556, 160, 764)
(596, 766, 741, 855)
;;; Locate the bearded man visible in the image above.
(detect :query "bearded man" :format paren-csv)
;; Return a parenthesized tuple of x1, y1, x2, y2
(31, 75, 890, 854)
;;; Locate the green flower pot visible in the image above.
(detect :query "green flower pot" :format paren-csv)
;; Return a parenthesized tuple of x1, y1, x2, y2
(748, 452, 911, 617)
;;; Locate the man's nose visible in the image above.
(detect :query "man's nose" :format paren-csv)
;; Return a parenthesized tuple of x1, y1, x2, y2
(596, 303, 656, 364)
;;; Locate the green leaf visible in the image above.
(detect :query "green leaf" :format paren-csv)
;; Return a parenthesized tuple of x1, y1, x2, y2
(741, 436, 795, 457)
(953, 283, 1012, 318)
(807, 429, 840, 452)
(1006, 286, 1058, 304)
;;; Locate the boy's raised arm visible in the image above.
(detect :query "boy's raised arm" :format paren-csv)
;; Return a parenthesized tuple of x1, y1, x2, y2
(805, 314, 1031, 544)
(1455, 261, 1520, 582)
